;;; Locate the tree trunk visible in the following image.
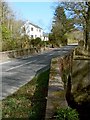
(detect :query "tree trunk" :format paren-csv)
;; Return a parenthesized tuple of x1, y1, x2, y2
(84, 24, 88, 50)
(85, 2, 90, 50)
(87, 3, 90, 53)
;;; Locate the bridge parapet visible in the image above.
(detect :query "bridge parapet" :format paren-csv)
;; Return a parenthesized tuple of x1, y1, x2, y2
(45, 46, 76, 119)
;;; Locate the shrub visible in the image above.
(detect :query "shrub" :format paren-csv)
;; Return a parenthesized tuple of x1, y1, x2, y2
(56, 107, 79, 120)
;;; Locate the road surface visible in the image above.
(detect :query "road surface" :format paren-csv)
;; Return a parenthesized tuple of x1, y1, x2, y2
(1, 45, 77, 100)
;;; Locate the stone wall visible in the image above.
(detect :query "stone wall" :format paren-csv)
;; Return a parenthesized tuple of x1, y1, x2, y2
(0, 47, 46, 62)
(45, 52, 74, 119)
(57, 53, 73, 89)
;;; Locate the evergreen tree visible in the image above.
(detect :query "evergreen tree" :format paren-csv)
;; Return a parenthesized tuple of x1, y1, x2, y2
(51, 6, 74, 46)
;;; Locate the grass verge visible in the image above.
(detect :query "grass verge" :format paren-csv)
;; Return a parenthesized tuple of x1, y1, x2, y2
(2, 69, 50, 119)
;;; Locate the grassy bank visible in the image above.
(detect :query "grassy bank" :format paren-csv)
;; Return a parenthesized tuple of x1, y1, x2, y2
(2, 69, 50, 119)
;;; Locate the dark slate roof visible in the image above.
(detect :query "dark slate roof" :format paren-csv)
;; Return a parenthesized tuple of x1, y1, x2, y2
(26, 20, 42, 29)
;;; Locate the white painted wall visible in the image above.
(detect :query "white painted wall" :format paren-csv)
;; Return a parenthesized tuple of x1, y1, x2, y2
(21, 21, 49, 42)
(42, 36, 49, 41)
(21, 21, 43, 40)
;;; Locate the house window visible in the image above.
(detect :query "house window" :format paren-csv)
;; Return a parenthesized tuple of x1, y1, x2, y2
(39, 29, 41, 32)
(31, 27, 33, 31)
(31, 35, 33, 38)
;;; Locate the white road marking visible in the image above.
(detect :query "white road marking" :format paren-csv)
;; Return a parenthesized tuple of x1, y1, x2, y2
(6, 60, 36, 72)
(0, 61, 11, 65)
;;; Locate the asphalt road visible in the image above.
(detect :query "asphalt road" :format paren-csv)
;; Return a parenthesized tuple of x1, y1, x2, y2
(1, 45, 77, 100)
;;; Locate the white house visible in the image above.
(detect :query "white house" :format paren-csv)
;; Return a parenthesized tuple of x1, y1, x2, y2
(21, 20, 49, 41)
(21, 20, 44, 40)
(42, 33, 49, 41)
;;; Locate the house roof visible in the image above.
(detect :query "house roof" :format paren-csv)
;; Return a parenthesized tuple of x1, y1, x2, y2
(43, 32, 49, 37)
(25, 20, 42, 29)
